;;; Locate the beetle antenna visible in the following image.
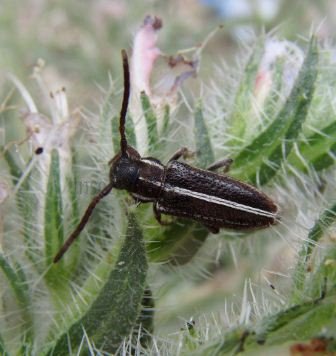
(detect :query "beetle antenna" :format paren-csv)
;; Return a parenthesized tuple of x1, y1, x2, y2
(53, 182, 114, 263)
(120, 49, 130, 156)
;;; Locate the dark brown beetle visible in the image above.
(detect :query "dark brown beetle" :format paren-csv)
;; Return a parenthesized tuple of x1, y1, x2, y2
(54, 50, 278, 263)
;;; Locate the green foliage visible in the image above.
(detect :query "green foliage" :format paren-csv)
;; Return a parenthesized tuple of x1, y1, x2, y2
(140, 91, 159, 152)
(288, 121, 336, 172)
(230, 38, 318, 184)
(196, 291, 336, 355)
(0, 31, 336, 356)
(194, 101, 215, 168)
(44, 150, 64, 269)
(50, 214, 147, 354)
(225, 38, 265, 148)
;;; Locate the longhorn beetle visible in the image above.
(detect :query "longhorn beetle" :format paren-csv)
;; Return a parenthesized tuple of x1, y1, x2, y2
(54, 50, 278, 263)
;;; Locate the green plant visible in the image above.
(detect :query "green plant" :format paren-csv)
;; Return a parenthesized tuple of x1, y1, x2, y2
(1, 30, 336, 355)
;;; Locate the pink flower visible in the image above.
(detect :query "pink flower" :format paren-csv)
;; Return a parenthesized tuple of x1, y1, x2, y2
(131, 16, 163, 96)
(130, 16, 197, 152)
(131, 15, 197, 101)
(254, 39, 304, 107)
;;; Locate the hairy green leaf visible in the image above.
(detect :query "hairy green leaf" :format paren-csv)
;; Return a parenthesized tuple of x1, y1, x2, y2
(194, 292, 336, 355)
(288, 121, 336, 172)
(161, 104, 170, 139)
(147, 219, 208, 264)
(3, 149, 22, 183)
(230, 38, 318, 185)
(0, 254, 33, 345)
(291, 202, 336, 303)
(3, 150, 37, 264)
(134, 287, 155, 349)
(140, 91, 158, 152)
(226, 38, 265, 147)
(45, 150, 64, 267)
(50, 213, 147, 354)
(0, 334, 8, 356)
(0, 255, 29, 311)
(311, 143, 336, 171)
(194, 102, 215, 168)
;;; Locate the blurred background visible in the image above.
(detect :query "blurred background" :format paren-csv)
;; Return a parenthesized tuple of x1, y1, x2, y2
(0, 0, 335, 108)
(1, 0, 336, 350)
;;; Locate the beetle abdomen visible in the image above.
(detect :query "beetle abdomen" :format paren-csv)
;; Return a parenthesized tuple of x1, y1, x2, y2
(157, 161, 278, 231)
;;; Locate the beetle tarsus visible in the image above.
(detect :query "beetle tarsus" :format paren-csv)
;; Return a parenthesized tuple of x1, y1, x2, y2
(153, 204, 170, 225)
(167, 147, 195, 163)
(207, 158, 233, 173)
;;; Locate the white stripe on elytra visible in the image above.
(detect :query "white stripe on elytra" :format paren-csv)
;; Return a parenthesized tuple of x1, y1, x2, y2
(141, 158, 164, 169)
(170, 186, 276, 218)
(138, 176, 276, 218)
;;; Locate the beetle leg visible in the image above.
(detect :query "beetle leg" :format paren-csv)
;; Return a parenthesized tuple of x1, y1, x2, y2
(235, 330, 251, 354)
(153, 203, 170, 225)
(168, 147, 195, 163)
(207, 158, 233, 173)
(204, 224, 220, 234)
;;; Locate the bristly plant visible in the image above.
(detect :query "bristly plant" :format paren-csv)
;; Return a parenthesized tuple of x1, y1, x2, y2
(0, 17, 336, 355)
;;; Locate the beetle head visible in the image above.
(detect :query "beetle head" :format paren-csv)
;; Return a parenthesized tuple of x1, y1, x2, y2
(109, 146, 141, 191)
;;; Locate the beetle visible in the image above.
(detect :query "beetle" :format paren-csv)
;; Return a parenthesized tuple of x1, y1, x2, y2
(54, 50, 278, 263)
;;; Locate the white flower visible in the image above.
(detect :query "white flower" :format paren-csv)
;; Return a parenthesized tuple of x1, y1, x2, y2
(131, 15, 163, 96)
(132, 15, 197, 101)
(7, 63, 79, 198)
(130, 15, 197, 153)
